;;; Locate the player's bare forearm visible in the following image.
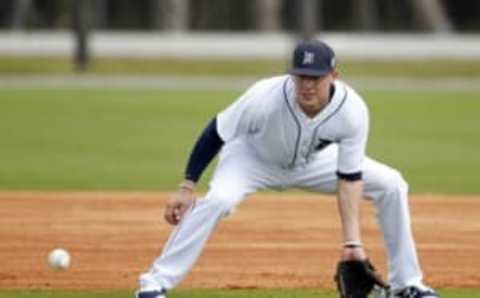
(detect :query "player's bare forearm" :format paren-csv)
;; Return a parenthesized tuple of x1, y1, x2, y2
(336, 179, 366, 260)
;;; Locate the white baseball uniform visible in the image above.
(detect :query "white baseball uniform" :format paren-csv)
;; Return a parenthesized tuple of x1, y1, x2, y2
(138, 75, 425, 292)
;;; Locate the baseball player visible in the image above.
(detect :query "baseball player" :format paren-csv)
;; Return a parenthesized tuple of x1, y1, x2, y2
(135, 40, 439, 298)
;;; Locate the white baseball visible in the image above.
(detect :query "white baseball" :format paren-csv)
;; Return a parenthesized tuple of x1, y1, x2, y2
(48, 248, 71, 270)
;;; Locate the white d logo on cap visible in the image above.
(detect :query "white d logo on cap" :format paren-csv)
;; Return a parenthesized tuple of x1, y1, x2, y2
(302, 51, 315, 65)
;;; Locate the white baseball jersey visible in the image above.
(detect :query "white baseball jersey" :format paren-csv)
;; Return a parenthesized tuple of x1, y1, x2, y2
(217, 75, 369, 174)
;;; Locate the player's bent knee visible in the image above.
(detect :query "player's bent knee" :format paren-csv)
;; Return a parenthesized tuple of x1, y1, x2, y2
(203, 190, 241, 215)
(385, 169, 409, 196)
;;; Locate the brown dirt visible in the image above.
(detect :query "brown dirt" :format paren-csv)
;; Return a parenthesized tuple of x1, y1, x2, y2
(0, 192, 479, 290)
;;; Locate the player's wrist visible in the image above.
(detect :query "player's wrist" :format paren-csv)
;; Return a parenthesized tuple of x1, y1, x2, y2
(179, 180, 196, 192)
(343, 240, 362, 248)
(341, 241, 367, 261)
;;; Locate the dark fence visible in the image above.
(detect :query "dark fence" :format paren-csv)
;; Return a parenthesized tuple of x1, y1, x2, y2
(1, 0, 479, 32)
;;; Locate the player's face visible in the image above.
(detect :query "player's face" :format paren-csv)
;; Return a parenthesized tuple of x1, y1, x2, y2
(293, 71, 337, 117)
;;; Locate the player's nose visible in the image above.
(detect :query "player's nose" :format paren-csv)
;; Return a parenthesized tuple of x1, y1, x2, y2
(300, 80, 315, 90)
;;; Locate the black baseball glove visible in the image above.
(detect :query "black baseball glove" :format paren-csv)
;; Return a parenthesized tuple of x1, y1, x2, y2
(334, 259, 389, 298)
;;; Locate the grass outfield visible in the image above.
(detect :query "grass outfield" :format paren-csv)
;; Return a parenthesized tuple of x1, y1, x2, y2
(1, 289, 480, 298)
(2, 56, 480, 78)
(0, 88, 479, 193)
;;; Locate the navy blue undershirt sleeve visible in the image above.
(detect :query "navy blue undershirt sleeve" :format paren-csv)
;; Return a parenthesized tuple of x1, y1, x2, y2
(336, 171, 363, 182)
(184, 117, 225, 183)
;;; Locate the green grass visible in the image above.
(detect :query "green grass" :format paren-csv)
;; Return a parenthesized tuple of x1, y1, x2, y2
(0, 57, 283, 77)
(1, 288, 480, 298)
(0, 88, 479, 193)
(2, 56, 480, 77)
(366, 90, 480, 193)
(0, 89, 231, 191)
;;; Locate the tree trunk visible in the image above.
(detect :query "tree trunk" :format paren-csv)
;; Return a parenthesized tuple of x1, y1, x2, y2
(72, 0, 92, 72)
(10, 0, 32, 30)
(412, 0, 452, 32)
(352, 0, 379, 31)
(255, 0, 281, 31)
(298, 0, 321, 39)
(150, 0, 162, 29)
(160, 0, 189, 31)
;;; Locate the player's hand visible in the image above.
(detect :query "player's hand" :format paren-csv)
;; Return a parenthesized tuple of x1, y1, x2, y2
(341, 246, 367, 261)
(164, 186, 195, 225)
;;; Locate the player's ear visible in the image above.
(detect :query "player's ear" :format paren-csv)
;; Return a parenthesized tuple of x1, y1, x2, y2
(331, 70, 339, 79)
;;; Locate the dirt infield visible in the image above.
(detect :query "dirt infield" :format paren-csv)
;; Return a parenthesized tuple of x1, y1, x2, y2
(0, 192, 479, 290)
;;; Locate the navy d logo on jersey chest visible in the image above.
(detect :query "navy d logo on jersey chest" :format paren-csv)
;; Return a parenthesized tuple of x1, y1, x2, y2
(315, 138, 333, 151)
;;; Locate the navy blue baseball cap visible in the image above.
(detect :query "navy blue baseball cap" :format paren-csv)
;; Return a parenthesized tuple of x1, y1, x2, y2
(288, 40, 336, 77)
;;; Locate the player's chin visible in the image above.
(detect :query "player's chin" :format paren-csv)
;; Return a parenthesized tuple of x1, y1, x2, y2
(299, 98, 318, 109)
(299, 94, 318, 103)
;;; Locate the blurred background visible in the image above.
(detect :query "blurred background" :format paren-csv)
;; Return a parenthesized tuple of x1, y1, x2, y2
(1, 0, 479, 32)
(0, 0, 480, 32)
(1, 0, 480, 70)
(0, 0, 479, 192)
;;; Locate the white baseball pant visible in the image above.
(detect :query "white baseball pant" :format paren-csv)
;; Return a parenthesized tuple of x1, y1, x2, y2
(139, 140, 424, 291)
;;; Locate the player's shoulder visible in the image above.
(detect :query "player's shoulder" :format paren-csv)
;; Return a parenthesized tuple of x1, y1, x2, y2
(247, 75, 289, 94)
